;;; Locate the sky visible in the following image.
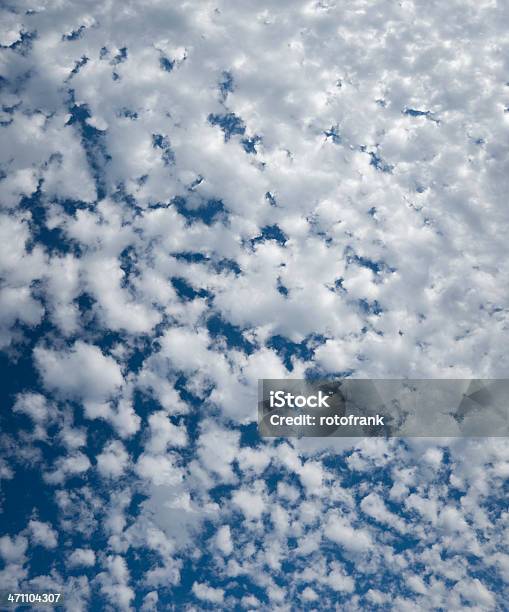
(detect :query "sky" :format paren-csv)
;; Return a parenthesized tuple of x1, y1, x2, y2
(0, 0, 509, 609)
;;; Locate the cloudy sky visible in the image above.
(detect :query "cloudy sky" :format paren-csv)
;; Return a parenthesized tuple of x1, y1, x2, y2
(1, 0, 508, 609)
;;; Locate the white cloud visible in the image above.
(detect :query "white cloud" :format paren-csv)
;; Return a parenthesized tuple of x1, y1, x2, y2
(13, 393, 49, 424)
(232, 482, 267, 521)
(108, 398, 141, 439)
(97, 555, 135, 610)
(215, 525, 233, 556)
(44, 452, 91, 485)
(135, 453, 183, 487)
(141, 591, 158, 611)
(197, 422, 239, 481)
(144, 411, 187, 453)
(438, 506, 469, 534)
(407, 574, 427, 595)
(298, 461, 324, 494)
(360, 492, 408, 534)
(34, 341, 123, 403)
(0, 535, 27, 563)
(28, 520, 58, 549)
(97, 440, 129, 478)
(301, 586, 318, 601)
(68, 548, 96, 568)
(326, 563, 355, 594)
(192, 582, 224, 604)
(237, 447, 271, 475)
(83, 254, 161, 334)
(453, 578, 495, 609)
(324, 514, 372, 554)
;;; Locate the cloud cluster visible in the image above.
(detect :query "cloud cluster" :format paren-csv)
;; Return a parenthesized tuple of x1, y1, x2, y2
(1, 0, 508, 609)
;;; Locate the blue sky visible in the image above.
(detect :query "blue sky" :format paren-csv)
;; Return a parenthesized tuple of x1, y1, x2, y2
(1, 0, 509, 609)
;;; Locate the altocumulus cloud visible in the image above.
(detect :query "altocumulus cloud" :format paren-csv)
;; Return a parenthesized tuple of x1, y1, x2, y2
(0, 0, 508, 610)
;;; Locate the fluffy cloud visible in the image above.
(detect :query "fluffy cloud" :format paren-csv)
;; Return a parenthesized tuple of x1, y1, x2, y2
(232, 482, 267, 521)
(34, 341, 123, 403)
(97, 555, 134, 610)
(1, 0, 508, 608)
(28, 521, 58, 549)
(215, 525, 233, 556)
(192, 582, 224, 605)
(0, 535, 27, 564)
(197, 422, 240, 481)
(96, 440, 129, 478)
(324, 514, 372, 554)
(68, 548, 96, 568)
